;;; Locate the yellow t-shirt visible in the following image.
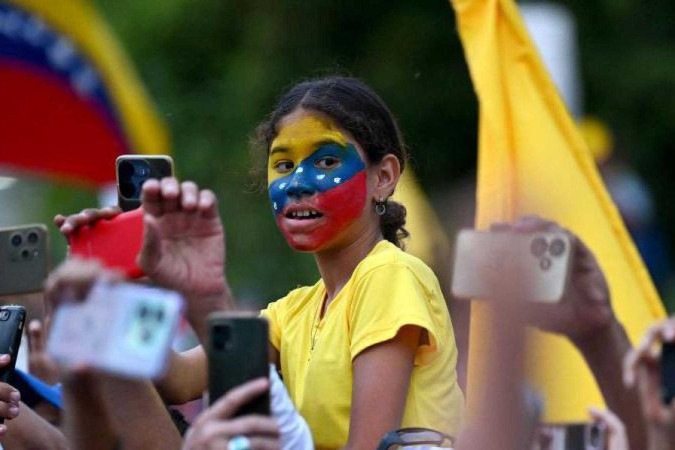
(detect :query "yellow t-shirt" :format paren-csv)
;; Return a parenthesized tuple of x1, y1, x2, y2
(261, 240, 464, 449)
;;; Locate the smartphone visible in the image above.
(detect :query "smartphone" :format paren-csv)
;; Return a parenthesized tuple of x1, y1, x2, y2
(662, 342, 675, 404)
(0, 224, 48, 296)
(0, 306, 26, 424)
(68, 209, 144, 278)
(207, 313, 269, 415)
(536, 423, 606, 450)
(116, 155, 174, 211)
(47, 282, 183, 379)
(452, 230, 572, 303)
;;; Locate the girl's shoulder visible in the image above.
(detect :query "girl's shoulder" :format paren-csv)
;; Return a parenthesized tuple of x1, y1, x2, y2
(355, 240, 438, 285)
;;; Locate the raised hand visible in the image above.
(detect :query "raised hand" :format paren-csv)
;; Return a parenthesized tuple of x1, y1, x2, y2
(139, 178, 227, 298)
(624, 317, 675, 448)
(490, 215, 614, 343)
(54, 206, 121, 237)
(27, 319, 60, 385)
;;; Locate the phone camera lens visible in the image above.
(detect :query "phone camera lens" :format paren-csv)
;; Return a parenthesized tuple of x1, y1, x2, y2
(539, 257, 552, 271)
(213, 325, 231, 351)
(20, 249, 31, 259)
(10, 234, 22, 247)
(118, 160, 135, 179)
(530, 237, 548, 257)
(139, 306, 149, 319)
(134, 161, 151, 177)
(27, 231, 39, 244)
(119, 180, 138, 199)
(549, 238, 566, 257)
(0, 311, 10, 321)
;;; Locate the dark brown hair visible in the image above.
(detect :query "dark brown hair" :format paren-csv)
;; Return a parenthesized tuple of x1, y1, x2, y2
(255, 76, 409, 248)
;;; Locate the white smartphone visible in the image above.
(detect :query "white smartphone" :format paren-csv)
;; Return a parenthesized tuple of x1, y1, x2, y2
(47, 282, 183, 379)
(451, 229, 572, 303)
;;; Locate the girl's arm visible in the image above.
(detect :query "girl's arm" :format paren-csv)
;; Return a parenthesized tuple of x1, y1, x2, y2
(344, 325, 420, 450)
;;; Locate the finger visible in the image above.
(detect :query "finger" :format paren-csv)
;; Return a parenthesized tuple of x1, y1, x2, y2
(54, 214, 66, 228)
(623, 348, 639, 387)
(0, 355, 10, 370)
(0, 383, 20, 405)
(141, 179, 163, 217)
(489, 222, 512, 232)
(205, 378, 269, 420)
(138, 215, 161, 274)
(247, 437, 281, 450)
(160, 177, 181, 214)
(588, 407, 624, 432)
(511, 215, 559, 233)
(210, 415, 280, 438)
(0, 401, 20, 420)
(28, 319, 46, 355)
(181, 181, 199, 212)
(199, 189, 219, 219)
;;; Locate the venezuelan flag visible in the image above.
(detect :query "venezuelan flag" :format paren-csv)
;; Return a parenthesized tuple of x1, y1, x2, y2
(450, 0, 666, 421)
(0, 0, 168, 186)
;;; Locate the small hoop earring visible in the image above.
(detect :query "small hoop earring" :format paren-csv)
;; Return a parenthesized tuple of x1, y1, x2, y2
(375, 198, 386, 216)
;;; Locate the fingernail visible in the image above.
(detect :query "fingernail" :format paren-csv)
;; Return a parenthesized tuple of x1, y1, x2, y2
(0, 355, 10, 363)
(0, 424, 7, 434)
(8, 405, 18, 417)
(10, 391, 20, 403)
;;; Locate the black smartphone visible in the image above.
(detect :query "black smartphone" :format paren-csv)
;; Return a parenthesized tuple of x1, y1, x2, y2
(0, 306, 25, 424)
(0, 224, 48, 296)
(116, 155, 174, 211)
(662, 342, 675, 404)
(207, 313, 269, 416)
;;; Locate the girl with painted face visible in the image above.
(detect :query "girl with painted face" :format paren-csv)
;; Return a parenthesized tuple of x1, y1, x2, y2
(56, 76, 463, 450)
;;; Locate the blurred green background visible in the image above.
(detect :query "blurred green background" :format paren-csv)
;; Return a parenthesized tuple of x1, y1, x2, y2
(21, 0, 675, 309)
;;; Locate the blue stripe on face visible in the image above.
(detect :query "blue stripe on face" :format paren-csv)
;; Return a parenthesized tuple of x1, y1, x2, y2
(269, 143, 366, 215)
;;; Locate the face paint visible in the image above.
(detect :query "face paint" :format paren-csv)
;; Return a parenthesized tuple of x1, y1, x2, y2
(268, 114, 367, 252)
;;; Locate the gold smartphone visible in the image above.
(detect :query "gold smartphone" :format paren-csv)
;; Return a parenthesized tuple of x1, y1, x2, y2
(0, 224, 48, 296)
(451, 229, 572, 303)
(116, 155, 174, 211)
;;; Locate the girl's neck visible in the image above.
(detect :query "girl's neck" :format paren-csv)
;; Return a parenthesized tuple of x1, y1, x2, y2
(315, 227, 383, 309)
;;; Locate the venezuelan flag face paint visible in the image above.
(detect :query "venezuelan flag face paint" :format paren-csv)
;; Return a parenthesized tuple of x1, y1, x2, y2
(268, 113, 368, 252)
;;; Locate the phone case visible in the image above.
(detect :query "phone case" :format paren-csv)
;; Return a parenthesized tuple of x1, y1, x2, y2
(0, 224, 48, 296)
(116, 155, 174, 212)
(0, 306, 25, 424)
(452, 230, 572, 303)
(207, 314, 270, 415)
(68, 209, 144, 278)
(662, 342, 675, 404)
(537, 423, 606, 450)
(47, 282, 183, 379)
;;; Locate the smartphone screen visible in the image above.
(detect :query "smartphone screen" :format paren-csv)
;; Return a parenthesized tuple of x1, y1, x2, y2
(207, 314, 270, 415)
(116, 155, 174, 211)
(662, 342, 675, 404)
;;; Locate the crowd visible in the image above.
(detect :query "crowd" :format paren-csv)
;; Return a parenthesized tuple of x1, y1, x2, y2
(0, 76, 673, 450)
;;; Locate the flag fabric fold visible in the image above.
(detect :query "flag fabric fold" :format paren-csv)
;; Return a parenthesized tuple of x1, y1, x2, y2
(450, 0, 665, 421)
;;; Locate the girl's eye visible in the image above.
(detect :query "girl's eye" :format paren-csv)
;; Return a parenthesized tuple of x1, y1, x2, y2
(315, 156, 341, 170)
(273, 160, 294, 173)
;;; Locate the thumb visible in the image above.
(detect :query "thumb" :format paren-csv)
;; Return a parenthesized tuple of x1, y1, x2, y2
(138, 215, 161, 274)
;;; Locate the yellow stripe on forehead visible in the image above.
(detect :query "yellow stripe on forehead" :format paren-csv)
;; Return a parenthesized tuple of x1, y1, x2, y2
(268, 114, 349, 184)
(271, 114, 348, 158)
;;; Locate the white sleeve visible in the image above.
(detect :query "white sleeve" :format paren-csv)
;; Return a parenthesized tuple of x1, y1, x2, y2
(269, 365, 314, 450)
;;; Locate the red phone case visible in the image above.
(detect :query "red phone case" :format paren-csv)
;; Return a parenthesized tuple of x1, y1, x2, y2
(68, 209, 145, 278)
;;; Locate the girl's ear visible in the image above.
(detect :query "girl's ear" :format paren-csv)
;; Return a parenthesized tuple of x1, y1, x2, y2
(373, 154, 401, 200)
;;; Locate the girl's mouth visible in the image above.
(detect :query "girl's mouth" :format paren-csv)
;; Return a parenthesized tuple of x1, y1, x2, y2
(284, 209, 324, 220)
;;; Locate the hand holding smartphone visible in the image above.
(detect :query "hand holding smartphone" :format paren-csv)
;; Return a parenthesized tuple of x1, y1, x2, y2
(452, 229, 572, 303)
(207, 313, 269, 415)
(47, 282, 183, 379)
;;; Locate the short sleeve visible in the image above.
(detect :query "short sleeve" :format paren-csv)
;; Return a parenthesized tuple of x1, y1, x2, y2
(349, 263, 441, 365)
(260, 300, 283, 351)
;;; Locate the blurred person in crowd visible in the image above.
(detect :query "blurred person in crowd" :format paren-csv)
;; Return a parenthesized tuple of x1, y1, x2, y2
(56, 76, 464, 449)
(44, 258, 312, 450)
(625, 316, 675, 450)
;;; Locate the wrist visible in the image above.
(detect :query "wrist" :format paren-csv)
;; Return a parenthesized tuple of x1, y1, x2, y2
(648, 424, 675, 450)
(571, 315, 624, 354)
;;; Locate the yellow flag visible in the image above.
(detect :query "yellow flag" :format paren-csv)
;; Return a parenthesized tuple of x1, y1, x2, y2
(450, 0, 666, 421)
